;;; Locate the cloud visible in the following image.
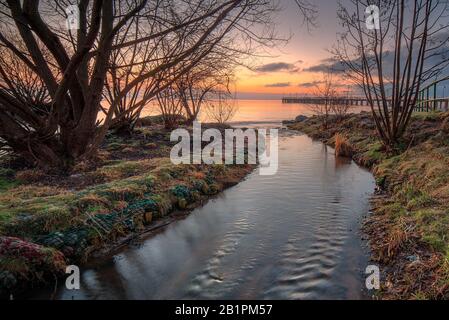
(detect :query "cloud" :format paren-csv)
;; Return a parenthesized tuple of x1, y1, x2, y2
(304, 32, 449, 80)
(302, 58, 348, 74)
(255, 62, 300, 73)
(264, 82, 291, 88)
(297, 81, 323, 88)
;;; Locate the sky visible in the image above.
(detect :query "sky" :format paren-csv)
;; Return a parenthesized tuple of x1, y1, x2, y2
(235, 0, 344, 100)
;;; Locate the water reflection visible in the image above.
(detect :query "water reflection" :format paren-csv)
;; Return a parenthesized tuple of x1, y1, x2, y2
(37, 129, 375, 300)
(133, 99, 372, 123)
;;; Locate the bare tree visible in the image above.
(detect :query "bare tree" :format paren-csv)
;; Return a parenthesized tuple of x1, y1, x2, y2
(294, 0, 318, 30)
(308, 69, 337, 129)
(206, 91, 238, 124)
(106, 0, 307, 132)
(0, 0, 288, 170)
(0, 0, 149, 169)
(334, 0, 449, 148)
(176, 55, 233, 124)
(332, 88, 352, 121)
(103, 10, 166, 135)
(0, 43, 52, 111)
(156, 85, 184, 129)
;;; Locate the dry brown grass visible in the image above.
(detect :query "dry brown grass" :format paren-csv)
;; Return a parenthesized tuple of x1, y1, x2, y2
(441, 112, 449, 133)
(191, 171, 206, 179)
(291, 112, 449, 299)
(15, 169, 47, 184)
(334, 133, 353, 158)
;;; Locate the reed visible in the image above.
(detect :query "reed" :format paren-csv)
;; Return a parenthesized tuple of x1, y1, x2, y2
(334, 133, 353, 158)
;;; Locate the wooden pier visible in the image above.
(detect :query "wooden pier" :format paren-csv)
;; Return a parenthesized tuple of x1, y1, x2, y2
(282, 96, 449, 111)
(281, 96, 370, 106)
(282, 76, 449, 112)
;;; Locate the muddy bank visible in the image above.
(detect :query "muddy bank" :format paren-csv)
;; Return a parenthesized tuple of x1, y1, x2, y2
(0, 123, 254, 298)
(287, 112, 449, 299)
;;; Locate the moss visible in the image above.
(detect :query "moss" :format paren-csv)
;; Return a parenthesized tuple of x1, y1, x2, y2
(362, 141, 385, 165)
(106, 142, 123, 151)
(171, 185, 192, 200)
(412, 111, 443, 122)
(0, 190, 76, 236)
(97, 160, 155, 180)
(0, 158, 243, 238)
(417, 209, 449, 252)
(207, 183, 220, 195)
(144, 175, 155, 188)
(95, 182, 145, 202)
(150, 194, 173, 217)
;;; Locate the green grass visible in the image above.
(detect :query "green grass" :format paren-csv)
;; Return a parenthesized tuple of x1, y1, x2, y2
(374, 141, 449, 253)
(0, 156, 252, 240)
(289, 112, 449, 299)
(0, 168, 19, 192)
(362, 141, 384, 161)
(412, 111, 443, 122)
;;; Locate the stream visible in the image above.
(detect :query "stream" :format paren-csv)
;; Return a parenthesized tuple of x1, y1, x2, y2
(35, 126, 375, 300)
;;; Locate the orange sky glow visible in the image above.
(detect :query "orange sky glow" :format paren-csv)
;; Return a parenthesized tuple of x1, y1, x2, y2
(233, 0, 351, 99)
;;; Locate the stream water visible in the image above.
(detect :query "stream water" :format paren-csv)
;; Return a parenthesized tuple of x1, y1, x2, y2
(36, 123, 375, 300)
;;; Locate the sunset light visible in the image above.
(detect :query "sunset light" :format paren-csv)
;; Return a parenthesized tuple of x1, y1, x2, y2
(1, 0, 448, 311)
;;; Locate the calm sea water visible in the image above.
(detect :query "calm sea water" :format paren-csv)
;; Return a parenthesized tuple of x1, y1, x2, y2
(141, 99, 371, 124)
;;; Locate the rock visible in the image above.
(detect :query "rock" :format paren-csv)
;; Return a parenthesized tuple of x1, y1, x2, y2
(144, 212, 153, 224)
(201, 183, 210, 194)
(208, 183, 220, 195)
(295, 115, 308, 122)
(191, 191, 201, 202)
(178, 198, 187, 209)
(406, 255, 420, 262)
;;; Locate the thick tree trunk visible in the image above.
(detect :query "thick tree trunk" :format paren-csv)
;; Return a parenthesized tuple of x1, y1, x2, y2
(7, 136, 66, 170)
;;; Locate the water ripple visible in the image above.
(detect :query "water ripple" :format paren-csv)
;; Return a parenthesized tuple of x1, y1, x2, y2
(47, 131, 375, 300)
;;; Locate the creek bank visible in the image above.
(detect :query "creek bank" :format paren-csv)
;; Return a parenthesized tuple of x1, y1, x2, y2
(0, 123, 254, 298)
(287, 111, 449, 299)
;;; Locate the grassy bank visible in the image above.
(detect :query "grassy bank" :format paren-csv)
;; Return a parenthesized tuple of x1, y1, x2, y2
(287, 111, 449, 299)
(0, 122, 254, 298)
